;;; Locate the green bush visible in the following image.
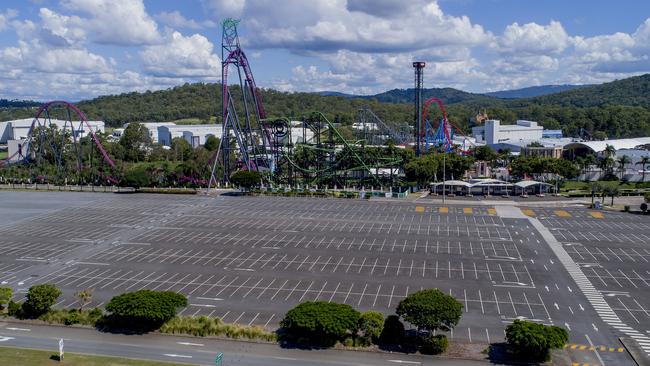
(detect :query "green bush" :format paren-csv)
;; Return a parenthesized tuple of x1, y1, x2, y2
(420, 334, 448, 355)
(505, 320, 569, 361)
(7, 301, 23, 317)
(280, 301, 360, 346)
(0, 287, 12, 311)
(379, 315, 405, 345)
(38, 308, 103, 326)
(23, 284, 61, 318)
(358, 311, 384, 345)
(230, 170, 261, 190)
(396, 289, 463, 332)
(64, 310, 80, 325)
(106, 290, 187, 330)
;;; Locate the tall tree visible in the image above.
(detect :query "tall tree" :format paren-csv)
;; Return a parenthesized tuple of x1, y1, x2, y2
(617, 155, 631, 180)
(119, 123, 151, 162)
(636, 156, 650, 182)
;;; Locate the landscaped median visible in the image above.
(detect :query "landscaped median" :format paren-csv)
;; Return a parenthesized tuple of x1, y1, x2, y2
(0, 284, 570, 362)
(1, 285, 274, 342)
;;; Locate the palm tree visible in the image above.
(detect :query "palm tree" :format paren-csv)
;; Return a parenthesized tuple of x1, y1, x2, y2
(590, 182, 602, 205)
(636, 156, 650, 182)
(617, 155, 631, 180)
(605, 144, 616, 158)
(75, 289, 93, 311)
(605, 186, 620, 206)
(598, 157, 614, 177)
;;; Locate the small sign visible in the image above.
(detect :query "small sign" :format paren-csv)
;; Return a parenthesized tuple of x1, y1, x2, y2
(59, 338, 64, 360)
(215, 352, 223, 365)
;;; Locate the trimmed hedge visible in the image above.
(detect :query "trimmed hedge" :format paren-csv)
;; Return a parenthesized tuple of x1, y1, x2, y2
(506, 319, 569, 361)
(280, 301, 360, 346)
(106, 290, 187, 329)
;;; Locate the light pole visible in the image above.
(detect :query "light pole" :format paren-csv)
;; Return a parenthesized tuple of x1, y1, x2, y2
(442, 152, 446, 204)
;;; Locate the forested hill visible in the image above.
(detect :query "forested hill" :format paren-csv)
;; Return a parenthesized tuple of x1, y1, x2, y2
(363, 87, 498, 105)
(485, 84, 588, 99)
(76, 83, 413, 127)
(0, 99, 41, 108)
(516, 74, 650, 108)
(1, 73, 650, 139)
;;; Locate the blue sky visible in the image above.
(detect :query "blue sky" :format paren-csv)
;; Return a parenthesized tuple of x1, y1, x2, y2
(0, 0, 649, 101)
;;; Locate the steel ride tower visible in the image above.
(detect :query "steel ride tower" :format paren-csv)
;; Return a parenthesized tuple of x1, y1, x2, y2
(220, 18, 271, 182)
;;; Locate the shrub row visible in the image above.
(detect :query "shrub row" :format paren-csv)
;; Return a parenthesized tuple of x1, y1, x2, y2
(160, 315, 276, 342)
(279, 289, 463, 355)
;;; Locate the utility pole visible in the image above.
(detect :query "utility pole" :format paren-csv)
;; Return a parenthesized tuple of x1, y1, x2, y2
(413, 62, 425, 157)
(442, 152, 446, 204)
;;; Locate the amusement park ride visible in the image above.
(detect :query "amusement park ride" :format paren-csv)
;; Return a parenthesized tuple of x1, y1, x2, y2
(1, 18, 474, 186)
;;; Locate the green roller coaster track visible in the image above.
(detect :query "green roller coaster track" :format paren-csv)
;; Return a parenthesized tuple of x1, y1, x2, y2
(270, 111, 403, 184)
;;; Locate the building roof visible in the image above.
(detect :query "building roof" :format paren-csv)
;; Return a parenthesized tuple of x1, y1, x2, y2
(514, 180, 553, 188)
(564, 137, 650, 153)
(162, 124, 222, 131)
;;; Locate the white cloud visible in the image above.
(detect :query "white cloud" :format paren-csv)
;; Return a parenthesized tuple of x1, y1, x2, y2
(155, 11, 216, 30)
(61, 0, 161, 46)
(0, 9, 18, 31)
(206, 0, 490, 54)
(140, 31, 221, 78)
(496, 21, 571, 55)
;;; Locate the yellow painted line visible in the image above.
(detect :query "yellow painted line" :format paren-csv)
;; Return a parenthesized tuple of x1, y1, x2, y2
(617, 347, 624, 353)
(487, 208, 496, 215)
(572, 363, 579, 366)
(522, 209, 536, 217)
(439, 207, 449, 214)
(554, 210, 572, 217)
(415, 206, 425, 213)
(570, 344, 578, 349)
(463, 207, 473, 214)
(589, 211, 604, 219)
(609, 347, 615, 352)
(579, 345, 587, 350)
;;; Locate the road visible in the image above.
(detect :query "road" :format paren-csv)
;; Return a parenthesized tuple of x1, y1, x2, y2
(0, 323, 485, 366)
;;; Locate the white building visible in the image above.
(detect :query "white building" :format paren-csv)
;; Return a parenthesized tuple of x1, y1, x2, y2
(158, 124, 222, 147)
(123, 122, 175, 144)
(472, 120, 543, 145)
(1, 118, 105, 144)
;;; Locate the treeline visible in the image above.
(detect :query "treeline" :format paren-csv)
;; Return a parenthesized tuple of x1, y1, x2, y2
(1, 73, 649, 139)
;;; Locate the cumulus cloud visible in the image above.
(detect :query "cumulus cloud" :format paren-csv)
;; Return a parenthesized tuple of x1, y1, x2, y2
(61, 0, 162, 46)
(0, 9, 18, 31)
(205, 0, 490, 54)
(140, 31, 221, 78)
(0, 1, 649, 100)
(495, 21, 571, 55)
(155, 11, 216, 30)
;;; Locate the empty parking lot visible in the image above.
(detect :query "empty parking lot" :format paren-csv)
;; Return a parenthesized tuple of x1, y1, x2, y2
(0, 191, 647, 365)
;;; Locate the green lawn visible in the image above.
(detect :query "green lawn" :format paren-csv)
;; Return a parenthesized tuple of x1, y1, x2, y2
(0, 347, 192, 366)
(0, 151, 7, 160)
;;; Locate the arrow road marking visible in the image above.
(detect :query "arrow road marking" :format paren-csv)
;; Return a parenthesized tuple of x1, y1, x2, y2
(592, 323, 599, 332)
(387, 360, 421, 364)
(0, 336, 15, 342)
(163, 354, 192, 358)
(5, 327, 30, 331)
(176, 342, 204, 347)
(554, 303, 560, 310)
